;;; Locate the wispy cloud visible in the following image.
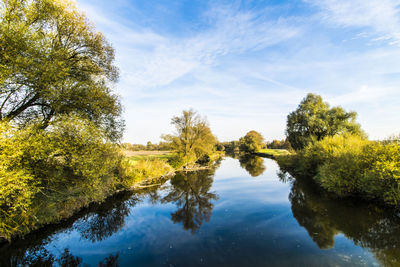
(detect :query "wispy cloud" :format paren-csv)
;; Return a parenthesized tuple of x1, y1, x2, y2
(77, 0, 400, 143)
(306, 0, 400, 45)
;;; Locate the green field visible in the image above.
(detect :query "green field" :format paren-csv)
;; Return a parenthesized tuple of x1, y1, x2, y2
(127, 154, 173, 163)
(122, 150, 174, 163)
(257, 149, 291, 157)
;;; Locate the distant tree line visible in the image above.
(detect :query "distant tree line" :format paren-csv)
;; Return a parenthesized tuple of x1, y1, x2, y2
(220, 132, 292, 154)
(121, 141, 172, 151)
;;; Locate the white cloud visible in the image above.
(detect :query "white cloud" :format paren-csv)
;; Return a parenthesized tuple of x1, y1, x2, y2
(329, 85, 396, 105)
(306, 0, 400, 45)
(79, 2, 301, 91)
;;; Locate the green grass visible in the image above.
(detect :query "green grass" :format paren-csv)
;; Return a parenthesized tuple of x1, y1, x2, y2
(258, 149, 291, 157)
(126, 153, 174, 163)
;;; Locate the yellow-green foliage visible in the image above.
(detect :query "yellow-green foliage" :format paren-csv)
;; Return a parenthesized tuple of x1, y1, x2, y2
(118, 157, 174, 188)
(0, 121, 39, 239)
(239, 130, 264, 153)
(311, 135, 371, 196)
(278, 134, 400, 207)
(0, 116, 122, 240)
(0, 0, 122, 141)
(162, 109, 218, 167)
(361, 138, 400, 205)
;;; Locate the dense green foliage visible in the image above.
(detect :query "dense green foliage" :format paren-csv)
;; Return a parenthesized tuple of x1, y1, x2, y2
(0, 116, 122, 240)
(0, 116, 178, 240)
(0, 0, 122, 140)
(162, 109, 219, 167)
(286, 93, 364, 150)
(239, 130, 264, 153)
(277, 134, 400, 207)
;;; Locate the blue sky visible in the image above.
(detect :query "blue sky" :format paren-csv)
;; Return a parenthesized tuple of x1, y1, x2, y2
(76, 0, 400, 143)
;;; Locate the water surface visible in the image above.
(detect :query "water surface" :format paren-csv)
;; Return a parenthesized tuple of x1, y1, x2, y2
(2, 157, 400, 266)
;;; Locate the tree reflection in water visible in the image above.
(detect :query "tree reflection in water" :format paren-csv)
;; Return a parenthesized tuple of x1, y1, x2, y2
(75, 197, 135, 243)
(237, 154, 266, 177)
(283, 171, 400, 266)
(18, 247, 119, 267)
(224, 153, 266, 177)
(0, 184, 167, 266)
(162, 169, 219, 233)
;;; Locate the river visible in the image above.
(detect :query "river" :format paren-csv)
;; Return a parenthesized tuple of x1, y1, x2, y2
(2, 156, 400, 266)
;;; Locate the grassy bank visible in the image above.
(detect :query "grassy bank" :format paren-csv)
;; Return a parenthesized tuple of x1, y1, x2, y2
(1, 146, 223, 243)
(276, 134, 400, 208)
(256, 149, 290, 158)
(1, 151, 175, 243)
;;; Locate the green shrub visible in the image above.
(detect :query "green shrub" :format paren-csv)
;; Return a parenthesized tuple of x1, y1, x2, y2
(278, 134, 400, 207)
(312, 135, 370, 196)
(0, 121, 41, 240)
(362, 139, 400, 205)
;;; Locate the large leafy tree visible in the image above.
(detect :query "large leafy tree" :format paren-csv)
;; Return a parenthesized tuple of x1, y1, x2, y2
(162, 109, 217, 166)
(286, 93, 364, 150)
(239, 130, 264, 153)
(0, 0, 122, 140)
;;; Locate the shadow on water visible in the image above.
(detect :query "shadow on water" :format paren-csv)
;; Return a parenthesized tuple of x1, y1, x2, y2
(282, 170, 400, 267)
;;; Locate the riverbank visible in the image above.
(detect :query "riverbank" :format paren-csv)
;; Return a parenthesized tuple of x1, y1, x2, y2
(1, 150, 222, 243)
(3, 157, 398, 266)
(275, 134, 400, 209)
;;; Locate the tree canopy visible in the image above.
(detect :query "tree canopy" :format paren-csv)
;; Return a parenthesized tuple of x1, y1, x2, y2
(286, 93, 364, 150)
(0, 0, 122, 140)
(239, 130, 264, 153)
(162, 109, 217, 166)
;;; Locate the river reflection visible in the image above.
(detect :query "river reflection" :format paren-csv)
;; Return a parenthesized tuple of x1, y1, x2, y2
(286, 172, 400, 266)
(227, 153, 267, 177)
(162, 169, 219, 233)
(2, 157, 400, 266)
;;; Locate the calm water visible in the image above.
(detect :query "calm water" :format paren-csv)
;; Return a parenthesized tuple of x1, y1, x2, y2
(2, 156, 400, 266)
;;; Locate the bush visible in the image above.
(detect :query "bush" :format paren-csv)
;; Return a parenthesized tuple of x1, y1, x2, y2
(0, 121, 39, 240)
(277, 134, 400, 207)
(312, 135, 370, 196)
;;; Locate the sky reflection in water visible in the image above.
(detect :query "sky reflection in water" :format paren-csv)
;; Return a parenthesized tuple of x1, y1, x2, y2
(3, 157, 400, 266)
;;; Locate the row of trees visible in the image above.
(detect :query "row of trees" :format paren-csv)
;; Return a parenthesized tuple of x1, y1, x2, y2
(122, 141, 172, 151)
(220, 131, 264, 154)
(221, 133, 291, 154)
